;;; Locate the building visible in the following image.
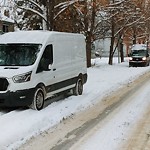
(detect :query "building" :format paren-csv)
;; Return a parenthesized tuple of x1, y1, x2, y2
(0, 15, 14, 34)
(92, 38, 126, 58)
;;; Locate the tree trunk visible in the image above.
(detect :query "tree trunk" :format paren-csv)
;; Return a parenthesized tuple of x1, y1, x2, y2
(109, 0, 115, 65)
(133, 27, 136, 44)
(42, 6, 47, 30)
(109, 44, 113, 65)
(84, 1, 91, 68)
(86, 34, 92, 68)
(49, 0, 55, 30)
(109, 20, 115, 65)
(120, 43, 124, 62)
(118, 34, 124, 62)
(85, 0, 96, 68)
(46, 0, 55, 30)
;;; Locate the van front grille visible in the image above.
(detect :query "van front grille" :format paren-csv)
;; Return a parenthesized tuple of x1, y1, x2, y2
(133, 57, 142, 61)
(0, 99, 4, 103)
(0, 78, 9, 91)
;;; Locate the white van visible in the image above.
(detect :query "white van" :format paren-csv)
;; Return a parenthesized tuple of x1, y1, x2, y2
(0, 31, 87, 110)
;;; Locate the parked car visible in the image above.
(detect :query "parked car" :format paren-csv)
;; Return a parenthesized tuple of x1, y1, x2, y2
(0, 31, 87, 110)
(129, 44, 150, 67)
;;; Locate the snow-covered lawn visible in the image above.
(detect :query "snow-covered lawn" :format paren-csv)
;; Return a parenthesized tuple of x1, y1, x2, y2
(1, 57, 150, 150)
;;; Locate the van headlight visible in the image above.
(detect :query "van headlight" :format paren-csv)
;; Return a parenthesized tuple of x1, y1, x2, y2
(129, 57, 133, 61)
(142, 57, 146, 61)
(13, 71, 32, 83)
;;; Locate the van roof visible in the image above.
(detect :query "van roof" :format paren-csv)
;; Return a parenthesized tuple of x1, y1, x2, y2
(0, 30, 52, 44)
(0, 30, 84, 44)
(131, 44, 147, 50)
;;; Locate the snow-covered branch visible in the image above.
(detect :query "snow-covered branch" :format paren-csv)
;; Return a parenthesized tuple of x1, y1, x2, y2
(17, 5, 46, 22)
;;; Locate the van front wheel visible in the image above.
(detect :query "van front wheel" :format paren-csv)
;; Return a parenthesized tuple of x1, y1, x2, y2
(30, 87, 45, 110)
(73, 78, 83, 96)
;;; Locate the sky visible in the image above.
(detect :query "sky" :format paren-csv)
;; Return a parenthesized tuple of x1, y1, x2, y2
(1, 57, 150, 149)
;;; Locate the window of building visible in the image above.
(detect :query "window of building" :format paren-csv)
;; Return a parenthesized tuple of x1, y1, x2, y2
(3, 24, 9, 33)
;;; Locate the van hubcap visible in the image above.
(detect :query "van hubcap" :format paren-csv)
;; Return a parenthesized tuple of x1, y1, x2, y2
(36, 91, 44, 109)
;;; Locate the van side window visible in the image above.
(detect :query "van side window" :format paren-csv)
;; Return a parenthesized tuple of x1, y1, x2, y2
(37, 44, 53, 73)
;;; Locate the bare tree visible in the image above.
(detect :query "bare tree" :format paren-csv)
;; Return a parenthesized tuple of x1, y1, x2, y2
(14, 0, 150, 67)
(14, 0, 110, 67)
(103, 0, 149, 65)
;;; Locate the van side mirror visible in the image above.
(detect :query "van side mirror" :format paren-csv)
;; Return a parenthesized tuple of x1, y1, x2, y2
(147, 53, 149, 57)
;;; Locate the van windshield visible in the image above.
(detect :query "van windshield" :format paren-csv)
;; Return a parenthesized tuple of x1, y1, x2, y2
(131, 50, 147, 57)
(0, 44, 41, 66)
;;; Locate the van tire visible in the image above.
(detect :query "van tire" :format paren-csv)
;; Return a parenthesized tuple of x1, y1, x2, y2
(73, 78, 83, 96)
(30, 87, 45, 110)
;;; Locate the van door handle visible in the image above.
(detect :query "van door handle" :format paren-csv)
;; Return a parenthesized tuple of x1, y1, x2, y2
(53, 68, 56, 71)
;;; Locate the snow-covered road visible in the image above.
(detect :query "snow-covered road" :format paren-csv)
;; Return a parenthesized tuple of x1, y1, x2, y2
(70, 71, 150, 150)
(1, 57, 150, 150)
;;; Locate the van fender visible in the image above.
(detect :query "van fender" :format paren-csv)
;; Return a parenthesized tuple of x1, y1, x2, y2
(78, 73, 87, 84)
(78, 73, 83, 82)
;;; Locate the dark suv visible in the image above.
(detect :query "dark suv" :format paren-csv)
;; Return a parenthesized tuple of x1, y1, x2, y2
(129, 44, 150, 67)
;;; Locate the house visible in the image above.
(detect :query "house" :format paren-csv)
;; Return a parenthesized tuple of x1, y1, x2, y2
(92, 38, 126, 58)
(0, 15, 14, 34)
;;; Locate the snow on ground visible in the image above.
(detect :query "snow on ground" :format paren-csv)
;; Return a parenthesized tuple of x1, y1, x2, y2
(71, 71, 150, 150)
(1, 57, 150, 150)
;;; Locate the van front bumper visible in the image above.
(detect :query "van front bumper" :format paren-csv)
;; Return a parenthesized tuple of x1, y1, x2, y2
(129, 61, 147, 67)
(0, 88, 35, 107)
